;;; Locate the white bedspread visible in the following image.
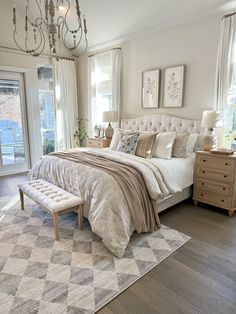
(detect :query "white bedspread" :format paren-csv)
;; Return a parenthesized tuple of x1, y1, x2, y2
(29, 148, 193, 257)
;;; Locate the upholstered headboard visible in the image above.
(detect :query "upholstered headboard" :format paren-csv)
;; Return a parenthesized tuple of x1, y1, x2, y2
(121, 114, 202, 133)
(121, 114, 204, 150)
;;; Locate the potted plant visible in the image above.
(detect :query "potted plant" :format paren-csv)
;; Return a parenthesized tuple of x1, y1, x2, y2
(74, 118, 88, 147)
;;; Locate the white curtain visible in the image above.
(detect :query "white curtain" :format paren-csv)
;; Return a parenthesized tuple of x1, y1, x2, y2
(112, 49, 122, 126)
(53, 58, 78, 150)
(215, 14, 236, 110)
(88, 48, 121, 136)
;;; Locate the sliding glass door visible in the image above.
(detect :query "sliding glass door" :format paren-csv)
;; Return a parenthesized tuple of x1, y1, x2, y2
(0, 71, 30, 175)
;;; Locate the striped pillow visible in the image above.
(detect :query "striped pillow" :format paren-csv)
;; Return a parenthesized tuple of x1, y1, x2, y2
(135, 133, 157, 158)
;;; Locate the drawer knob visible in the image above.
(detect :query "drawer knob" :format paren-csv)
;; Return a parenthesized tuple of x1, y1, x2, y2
(203, 159, 206, 162)
(224, 175, 227, 178)
(200, 193, 203, 197)
(225, 163, 229, 166)
(222, 200, 225, 203)
(222, 187, 226, 191)
(201, 182, 205, 186)
(202, 171, 205, 174)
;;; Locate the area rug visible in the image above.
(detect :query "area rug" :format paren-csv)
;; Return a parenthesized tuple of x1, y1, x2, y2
(0, 196, 190, 314)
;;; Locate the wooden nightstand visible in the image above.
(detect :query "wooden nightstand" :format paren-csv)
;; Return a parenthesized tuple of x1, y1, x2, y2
(86, 138, 111, 148)
(193, 151, 236, 216)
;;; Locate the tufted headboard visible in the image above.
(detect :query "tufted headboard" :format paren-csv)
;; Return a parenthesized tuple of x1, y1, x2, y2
(121, 114, 202, 133)
(121, 114, 204, 150)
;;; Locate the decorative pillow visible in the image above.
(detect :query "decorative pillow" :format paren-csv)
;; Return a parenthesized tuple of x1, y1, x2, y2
(109, 128, 136, 150)
(135, 133, 157, 158)
(152, 132, 176, 159)
(186, 133, 199, 156)
(117, 133, 140, 155)
(172, 133, 190, 158)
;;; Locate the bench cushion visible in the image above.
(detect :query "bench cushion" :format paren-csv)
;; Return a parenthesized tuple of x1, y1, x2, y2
(18, 179, 83, 212)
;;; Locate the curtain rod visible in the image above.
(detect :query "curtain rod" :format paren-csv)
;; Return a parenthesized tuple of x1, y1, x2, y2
(88, 47, 121, 58)
(0, 45, 75, 61)
(222, 12, 236, 19)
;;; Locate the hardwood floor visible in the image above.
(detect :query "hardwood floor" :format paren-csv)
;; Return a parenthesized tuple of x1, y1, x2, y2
(0, 174, 236, 314)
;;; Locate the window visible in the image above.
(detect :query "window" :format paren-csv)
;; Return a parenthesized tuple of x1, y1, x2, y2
(90, 51, 112, 134)
(39, 90, 55, 155)
(88, 49, 121, 136)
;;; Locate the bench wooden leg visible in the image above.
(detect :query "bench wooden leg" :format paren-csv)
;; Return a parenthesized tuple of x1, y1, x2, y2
(19, 189, 24, 210)
(78, 204, 83, 230)
(53, 212, 60, 241)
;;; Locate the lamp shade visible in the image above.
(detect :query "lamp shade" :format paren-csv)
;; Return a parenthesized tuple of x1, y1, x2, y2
(102, 111, 118, 123)
(201, 110, 222, 128)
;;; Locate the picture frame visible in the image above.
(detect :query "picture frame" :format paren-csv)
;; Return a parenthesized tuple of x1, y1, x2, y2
(142, 69, 160, 108)
(99, 129, 105, 138)
(163, 65, 185, 108)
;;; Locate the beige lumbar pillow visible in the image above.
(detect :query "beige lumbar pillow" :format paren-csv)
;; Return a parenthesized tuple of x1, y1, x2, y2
(152, 132, 176, 159)
(135, 133, 157, 158)
(172, 133, 190, 158)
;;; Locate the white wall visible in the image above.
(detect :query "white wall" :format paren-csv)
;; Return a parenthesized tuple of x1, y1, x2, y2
(121, 13, 221, 120)
(78, 13, 221, 122)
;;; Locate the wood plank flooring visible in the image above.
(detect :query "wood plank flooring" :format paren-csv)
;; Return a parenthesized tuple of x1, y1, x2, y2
(0, 174, 236, 314)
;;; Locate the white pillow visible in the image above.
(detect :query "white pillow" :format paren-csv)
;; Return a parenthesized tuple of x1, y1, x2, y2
(172, 133, 190, 158)
(186, 133, 198, 156)
(152, 132, 176, 159)
(109, 128, 137, 150)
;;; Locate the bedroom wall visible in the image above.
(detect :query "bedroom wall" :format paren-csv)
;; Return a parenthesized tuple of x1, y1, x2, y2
(121, 13, 221, 120)
(78, 13, 221, 122)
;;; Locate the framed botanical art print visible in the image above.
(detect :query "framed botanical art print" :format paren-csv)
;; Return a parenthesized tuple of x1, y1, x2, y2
(142, 69, 160, 108)
(163, 65, 185, 108)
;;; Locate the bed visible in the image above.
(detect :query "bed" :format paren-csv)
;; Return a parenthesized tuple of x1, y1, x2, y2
(29, 114, 204, 257)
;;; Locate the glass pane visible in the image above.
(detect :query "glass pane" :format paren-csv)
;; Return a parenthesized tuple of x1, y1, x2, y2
(0, 79, 25, 166)
(39, 90, 55, 155)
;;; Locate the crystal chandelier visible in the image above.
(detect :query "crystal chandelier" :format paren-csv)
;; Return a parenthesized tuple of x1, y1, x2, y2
(12, 0, 88, 58)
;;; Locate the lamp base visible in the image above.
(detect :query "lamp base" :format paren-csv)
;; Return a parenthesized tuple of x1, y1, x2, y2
(203, 130, 218, 151)
(105, 123, 114, 139)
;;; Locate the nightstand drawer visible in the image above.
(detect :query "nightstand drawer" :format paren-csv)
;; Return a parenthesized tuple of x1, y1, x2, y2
(197, 168, 233, 183)
(198, 155, 234, 172)
(195, 189, 230, 209)
(196, 179, 231, 196)
(87, 140, 102, 148)
(87, 138, 111, 148)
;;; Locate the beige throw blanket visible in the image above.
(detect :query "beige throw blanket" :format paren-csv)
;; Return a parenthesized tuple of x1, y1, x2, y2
(50, 150, 160, 232)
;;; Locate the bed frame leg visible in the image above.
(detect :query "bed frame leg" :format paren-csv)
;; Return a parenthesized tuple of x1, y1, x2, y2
(78, 204, 83, 230)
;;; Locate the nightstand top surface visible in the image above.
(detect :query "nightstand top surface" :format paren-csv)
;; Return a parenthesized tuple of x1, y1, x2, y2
(196, 150, 236, 158)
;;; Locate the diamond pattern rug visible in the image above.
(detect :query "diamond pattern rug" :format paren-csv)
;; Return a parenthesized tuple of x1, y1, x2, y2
(0, 196, 190, 313)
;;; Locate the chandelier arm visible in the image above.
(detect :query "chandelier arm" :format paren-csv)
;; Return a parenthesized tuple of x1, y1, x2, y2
(67, 26, 83, 50)
(62, 0, 81, 33)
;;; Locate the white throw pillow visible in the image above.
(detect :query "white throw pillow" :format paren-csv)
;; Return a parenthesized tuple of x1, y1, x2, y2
(152, 132, 176, 159)
(109, 128, 136, 150)
(172, 133, 190, 158)
(186, 133, 198, 156)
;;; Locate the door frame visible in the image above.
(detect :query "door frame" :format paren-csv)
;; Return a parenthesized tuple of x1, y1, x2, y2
(0, 70, 30, 176)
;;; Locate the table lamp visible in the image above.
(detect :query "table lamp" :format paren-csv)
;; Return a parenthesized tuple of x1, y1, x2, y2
(201, 110, 222, 150)
(102, 111, 118, 139)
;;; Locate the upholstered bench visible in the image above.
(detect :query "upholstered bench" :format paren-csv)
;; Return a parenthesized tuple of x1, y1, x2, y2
(18, 179, 84, 240)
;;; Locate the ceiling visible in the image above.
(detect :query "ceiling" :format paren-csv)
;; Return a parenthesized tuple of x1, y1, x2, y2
(81, 0, 234, 50)
(0, 0, 234, 53)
